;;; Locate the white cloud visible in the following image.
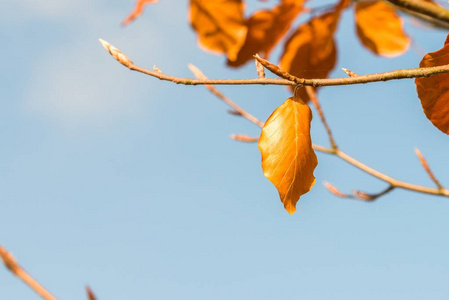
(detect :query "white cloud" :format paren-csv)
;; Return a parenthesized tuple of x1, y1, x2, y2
(18, 1, 159, 130)
(12, 0, 193, 130)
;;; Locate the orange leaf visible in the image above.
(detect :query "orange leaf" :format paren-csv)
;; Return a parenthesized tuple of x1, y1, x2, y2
(279, 11, 340, 102)
(122, 0, 159, 26)
(355, 1, 410, 57)
(259, 97, 318, 214)
(189, 0, 247, 62)
(228, 1, 304, 67)
(415, 34, 449, 134)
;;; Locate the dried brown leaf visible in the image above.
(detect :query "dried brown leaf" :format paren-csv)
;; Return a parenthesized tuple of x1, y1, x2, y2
(355, 1, 410, 57)
(259, 97, 318, 214)
(122, 0, 159, 26)
(415, 34, 449, 134)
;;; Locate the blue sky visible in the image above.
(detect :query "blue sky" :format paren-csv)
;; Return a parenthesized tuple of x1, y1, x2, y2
(1, 0, 449, 299)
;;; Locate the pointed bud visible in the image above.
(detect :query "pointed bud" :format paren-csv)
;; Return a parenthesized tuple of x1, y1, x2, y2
(153, 65, 163, 74)
(255, 57, 265, 78)
(341, 68, 358, 77)
(99, 39, 133, 68)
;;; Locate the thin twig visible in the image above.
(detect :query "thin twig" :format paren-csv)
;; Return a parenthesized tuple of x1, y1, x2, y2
(324, 182, 395, 201)
(230, 134, 259, 143)
(386, 0, 449, 25)
(415, 148, 444, 190)
(255, 58, 265, 79)
(188, 64, 264, 128)
(333, 149, 449, 197)
(305, 86, 338, 150)
(99, 39, 449, 88)
(0, 246, 57, 300)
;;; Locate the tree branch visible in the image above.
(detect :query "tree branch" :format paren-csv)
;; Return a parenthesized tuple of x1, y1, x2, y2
(100, 40, 449, 199)
(0, 246, 57, 300)
(99, 39, 449, 88)
(324, 182, 395, 201)
(254, 55, 449, 87)
(415, 148, 445, 190)
(191, 65, 449, 199)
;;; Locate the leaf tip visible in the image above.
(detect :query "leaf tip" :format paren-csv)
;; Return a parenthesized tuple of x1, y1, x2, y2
(98, 38, 110, 51)
(285, 203, 296, 215)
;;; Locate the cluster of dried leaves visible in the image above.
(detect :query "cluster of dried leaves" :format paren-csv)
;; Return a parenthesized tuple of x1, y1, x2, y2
(122, 0, 449, 214)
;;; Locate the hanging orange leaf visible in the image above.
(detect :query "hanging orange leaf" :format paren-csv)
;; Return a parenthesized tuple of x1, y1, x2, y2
(355, 1, 410, 57)
(189, 0, 247, 62)
(279, 10, 340, 102)
(259, 97, 318, 214)
(228, 1, 304, 67)
(122, 0, 159, 26)
(415, 34, 449, 134)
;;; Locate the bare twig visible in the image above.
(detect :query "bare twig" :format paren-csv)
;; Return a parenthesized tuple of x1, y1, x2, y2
(227, 110, 242, 116)
(324, 182, 395, 201)
(230, 134, 259, 143)
(386, 0, 449, 24)
(188, 64, 265, 128)
(304, 86, 338, 150)
(255, 58, 265, 79)
(333, 149, 449, 197)
(99, 39, 449, 88)
(324, 181, 353, 198)
(0, 246, 57, 300)
(415, 148, 444, 190)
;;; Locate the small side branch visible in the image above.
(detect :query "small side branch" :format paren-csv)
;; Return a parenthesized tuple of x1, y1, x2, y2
(324, 182, 395, 201)
(99, 39, 449, 88)
(188, 64, 264, 128)
(305, 86, 338, 150)
(0, 246, 57, 300)
(333, 149, 449, 197)
(230, 134, 259, 143)
(415, 148, 444, 190)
